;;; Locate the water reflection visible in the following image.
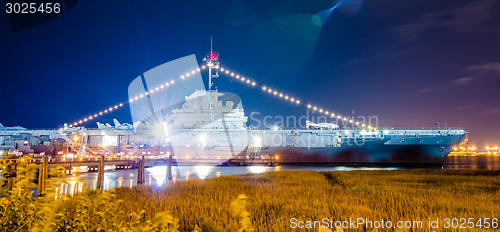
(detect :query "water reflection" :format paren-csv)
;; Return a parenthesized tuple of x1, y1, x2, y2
(59, 156, 500, 193)
(247, 166, 271, 174)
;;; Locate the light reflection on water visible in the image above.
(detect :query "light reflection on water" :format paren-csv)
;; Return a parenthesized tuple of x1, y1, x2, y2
(60, 156, 500, 193)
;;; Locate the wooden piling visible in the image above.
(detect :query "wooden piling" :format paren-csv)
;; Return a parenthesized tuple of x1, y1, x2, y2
(96, 155, 105, 189)
(166, 153, 172, 181)
(137, 156, 145, 185)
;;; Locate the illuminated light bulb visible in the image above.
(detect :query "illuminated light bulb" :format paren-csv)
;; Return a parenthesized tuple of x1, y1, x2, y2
(268, 89, 272, 93)
(313, 107, 317, 111)
(285, 96, 289, 99)
(273, 91, 278, 95)
(129, 99, 134, 103)
(191, 70, 195, 74)
(160, 85, 164, 88)
(145, 92, 149, 95)
(166, 83, 170, 87)
(104, 110, 108, 113)
(186, 73, 190, 77)
(109, 108, 113, 111)
(170, 80, 174, 84)
(69, 125, 73, 128)
(155, 87, 159, 91)
(290, 98, 294, 101)
(89, 116, 93, 119)
(236, 76, 240, 79)
(150, 90, 154, 93)
(84, 118, 88, 122)
(241, 77, 245, 81)
(197, 68, 200, 72)
(296, 100, 300, 104)
(79, 120, 82, 123)
(201, 65, 206, 69)
(325, 111, 329, 114)
(181, 75, 185, 79)
(319, 109, 323, 113)
(99, 112, 103, 115)
(220, 68, 225, 71)
(94, 114, 97, 117)
(114, 105, 118, 109)
(331, 113, 335, 117)
(343, 118, 347, 121)
(236, 75, 240, 78)
(230, 73, 235, 76)
(349, 120, 353, 123)
(337, 116, 341, 119)
(246, 80, 251, 84)
(225, 70, 229, 74)
(262, 86, 267, 90)
(307, 104, 312, 108)
(134, 97, 139, 100)
(119, 103, 123, 107)
(362, 124, 366, 127)
(279, 93, 283, 97)
(355, 122, 360, 125)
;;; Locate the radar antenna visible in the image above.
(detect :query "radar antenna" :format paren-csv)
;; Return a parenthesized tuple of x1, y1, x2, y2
(203, 37, 220, 90)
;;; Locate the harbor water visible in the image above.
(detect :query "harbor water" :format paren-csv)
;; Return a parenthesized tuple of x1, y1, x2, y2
(63, 156, 500, 193)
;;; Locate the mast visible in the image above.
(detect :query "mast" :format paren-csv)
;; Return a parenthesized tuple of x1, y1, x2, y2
(203, 37, 220, 90)
(203, 37, 220, 121)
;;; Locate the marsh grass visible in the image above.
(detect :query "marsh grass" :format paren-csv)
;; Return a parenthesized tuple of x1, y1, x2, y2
(107, 170, 500, 231)
(2, 155, 500, 231)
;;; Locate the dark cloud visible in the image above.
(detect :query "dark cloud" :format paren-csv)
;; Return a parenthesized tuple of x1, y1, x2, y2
(369, 46, 421, 62)
(453, 77, 476, 85)
(480, 107, 500, 114)
(418, 88, 432, 93)
(393, 0, 499, 42)
(455, 104, 483, 110)
(466, 61, 500, 74)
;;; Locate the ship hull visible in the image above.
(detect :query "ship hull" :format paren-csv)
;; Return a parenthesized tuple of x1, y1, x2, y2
(169, 133, 466, 166)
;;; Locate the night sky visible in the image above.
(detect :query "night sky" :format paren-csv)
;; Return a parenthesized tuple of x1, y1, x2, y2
(1, 0, 499, 147)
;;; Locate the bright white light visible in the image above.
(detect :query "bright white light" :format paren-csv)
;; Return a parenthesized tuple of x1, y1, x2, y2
(194, 166, 213, 179)
(102, 136, 117, 147)
(199, 134, 207, 145)
(248, 166, 270, 174)
(253, 137, 262, 147)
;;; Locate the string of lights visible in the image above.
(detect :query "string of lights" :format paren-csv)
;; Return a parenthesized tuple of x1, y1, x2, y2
(63, 65, 207, 129)
(217, 65, 375, 129)
(63, 61, 376, 130)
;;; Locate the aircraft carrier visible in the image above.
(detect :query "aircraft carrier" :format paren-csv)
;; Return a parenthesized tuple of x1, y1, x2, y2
(0, 52, 468, 166)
